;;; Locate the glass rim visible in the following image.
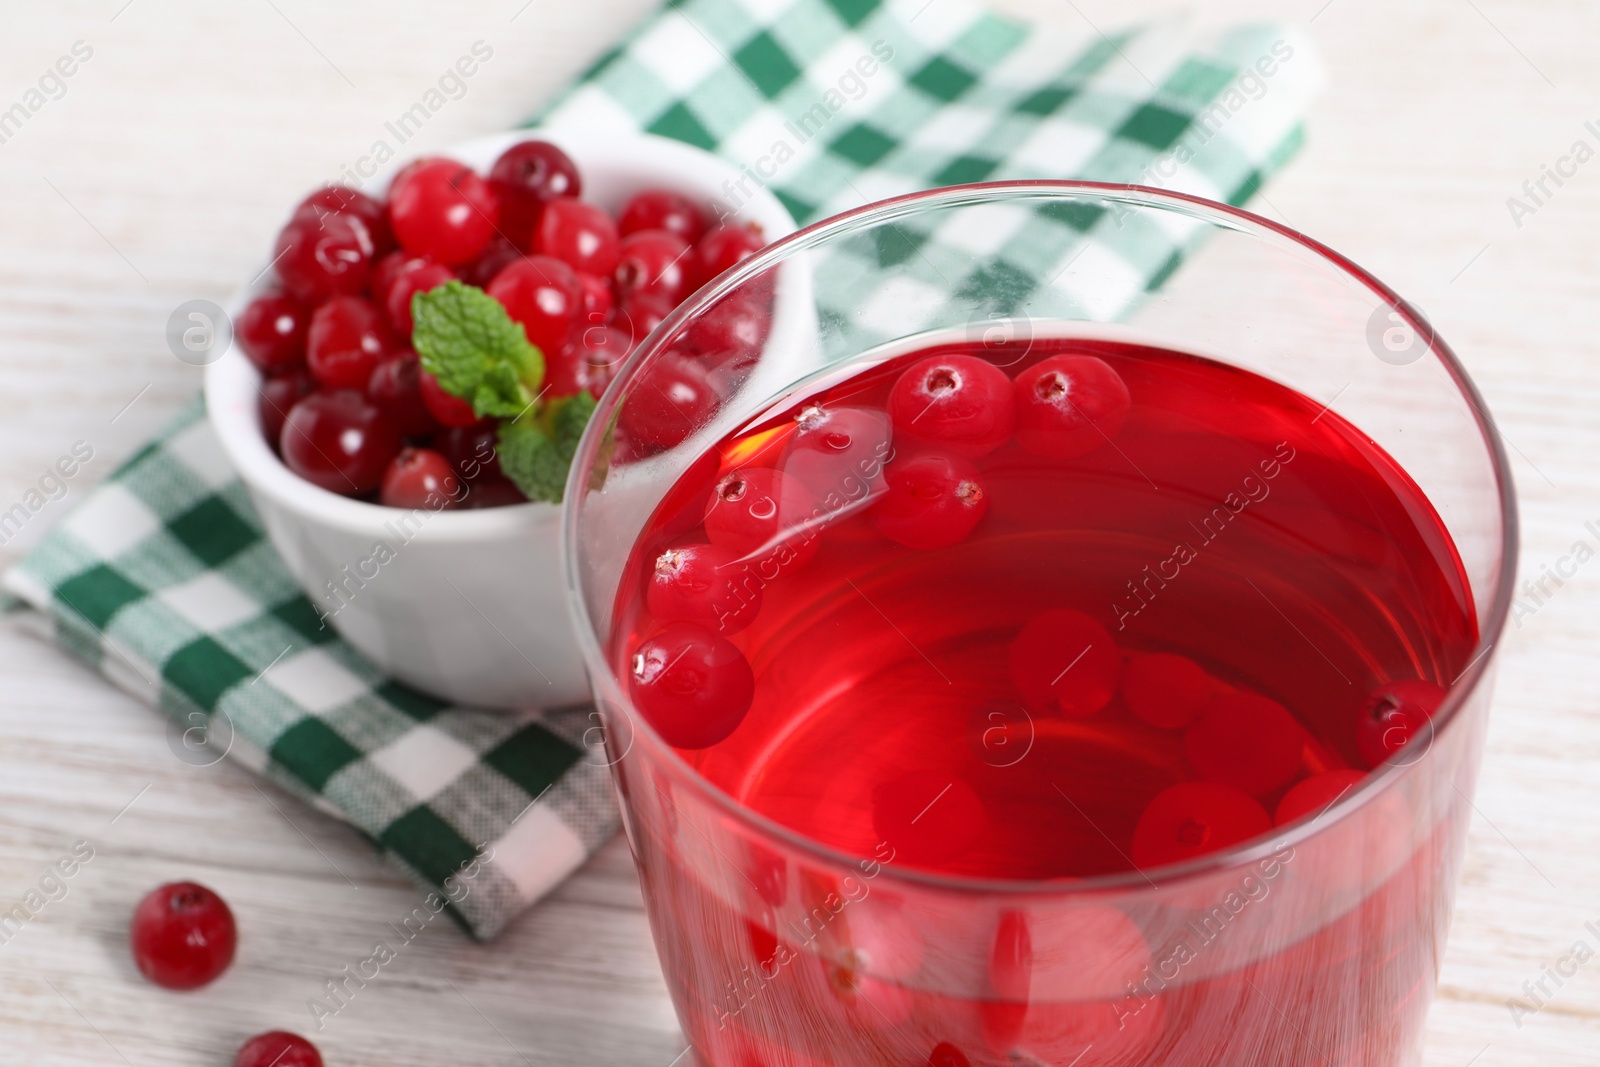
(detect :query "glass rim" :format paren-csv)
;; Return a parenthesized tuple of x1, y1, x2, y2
(562, 179, 1520, 897)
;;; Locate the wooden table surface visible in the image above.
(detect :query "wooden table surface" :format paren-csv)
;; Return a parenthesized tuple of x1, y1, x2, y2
(1, 1, 1596, 1064)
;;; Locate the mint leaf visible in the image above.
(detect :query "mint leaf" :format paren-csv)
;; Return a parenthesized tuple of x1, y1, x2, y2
(497, 392, 599, 503)
(411, 280, 544, 419)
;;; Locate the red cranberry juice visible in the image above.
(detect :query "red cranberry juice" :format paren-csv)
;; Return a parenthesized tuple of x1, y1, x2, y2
(609, 334, 1478, 1067)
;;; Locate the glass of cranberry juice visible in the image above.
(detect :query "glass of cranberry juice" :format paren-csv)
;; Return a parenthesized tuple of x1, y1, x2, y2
(562, 184, 1516, 1067)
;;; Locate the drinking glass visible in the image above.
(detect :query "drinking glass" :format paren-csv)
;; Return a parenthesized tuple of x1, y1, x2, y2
(562, 183, 1516, 1067)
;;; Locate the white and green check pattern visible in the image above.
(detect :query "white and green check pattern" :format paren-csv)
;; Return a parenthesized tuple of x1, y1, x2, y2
(3, 0, 1317, 941)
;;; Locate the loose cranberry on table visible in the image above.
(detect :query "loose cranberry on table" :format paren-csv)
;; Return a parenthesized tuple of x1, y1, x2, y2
(383, 257, 455, 337)
(619, 188, 708, 244)
(1008, 608, 1121, 718)
(381, 447, 460, 509)
(629, 622, 754, 749)
(1013, 354, 1132, 460)
(1355, 678, 1445, 768)
(293, 185, 392, 254)
(274, 212, 375, 303)
(419, 369, 482, 429)
(306, 295, 390, 390)
(280, 390, 402, 496)
(235, 1031, 323, 1067)
(1131, 781, 1272, 868)
(614, 229, 693, 306)
(537, 198, 621, 277)
(872, 452, 988, 550)
(130, 882, 237, 990)
(489, 139, 581, 250)
(236, 292, 308, 374)
(486, 254, 583, 356)
(693, 221, 765, 286)
(367, 353, 437, 437)
(888, 353, 1016, 458)
(388, 158, 499, 266)
(647, 541, 763, 634)
(258, 370, 313, 447)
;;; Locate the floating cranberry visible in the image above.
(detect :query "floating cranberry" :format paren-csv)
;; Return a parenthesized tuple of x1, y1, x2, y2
(620, 188, 708, 244)
(384, 258, 455, 337)
(780, 404, 893, 503)
(648, 542, 762, 634)
(547, 325, 631, 399)
(694, 221, 765, 286)
(872, 453, 987, 550)
(419, 369, 481, 428)
(489, 140, 581, 250)
(629, 623, 754, 748)
(575, 270, 615, 323)
(306, 296, 389, 390)
(486, 254, 582, 356)
(616, 354, 719, 451)
(381, 447, 460, 509)
(704, 466, 820, 570)
(1008, 608, 1121, 718)
(388, 158, 499, 266)
(869, 769, 985, 867)
(130, 882, 237, 990)
(1275, 768, 1368, 826)
(1013, 354, 1131, 460)
(258, 371, 313, 448)
(1184, 692, 1306, 797)
(1131, 781, 1271, 868)
(235, 1031, 323, 1067)
(537, 198, 621, 277)
(367, 353, 436, 437)
(237, 292, 308, 374)
(1122, 652, 1212, 729)
(928, 1043, 973, 1067)
(1355, 679, 1445, 768)
(293, 185, 392, 253)
(615, 229, 693, 306)
(273, 212, 375, 303)
(280, 390, 402, 496)
(888, 353, 1016, 458)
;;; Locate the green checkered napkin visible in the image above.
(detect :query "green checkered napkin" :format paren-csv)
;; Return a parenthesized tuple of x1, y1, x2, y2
(4, 0, 1317, 941)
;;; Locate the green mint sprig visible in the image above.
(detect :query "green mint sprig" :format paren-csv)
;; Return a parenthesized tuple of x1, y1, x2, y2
(411, 280, 544, 419)
(497, 392, 598, 503)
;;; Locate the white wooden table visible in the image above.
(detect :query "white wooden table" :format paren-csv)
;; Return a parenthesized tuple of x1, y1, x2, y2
(1, 1, 1596, 1063)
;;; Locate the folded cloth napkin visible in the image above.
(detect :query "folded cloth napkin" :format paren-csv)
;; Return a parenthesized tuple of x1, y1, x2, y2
(2, 0, 1319, 940)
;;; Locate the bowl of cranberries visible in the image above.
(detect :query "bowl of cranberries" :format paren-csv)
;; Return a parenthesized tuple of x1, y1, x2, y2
(206, 129, 803, 708)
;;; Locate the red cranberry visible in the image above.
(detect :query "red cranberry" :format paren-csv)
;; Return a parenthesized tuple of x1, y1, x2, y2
(487, 255, 583, 356)
(1013, 355, 1131, 460)
(575, 271, 615, 323)
(370, 250, 424, 308)
(619, 188, 708, 244)
(384, 258, 455, 337)
(306, 296, 390, 390)
(1131, 782, 1271, 868)
(460, 474, 526, 508)
(687, 291, 770, 363)
(130, 882, 237, 990)
(367, 353, 437, 437)
(419, 369, 481, 428)
(870, 769, 985, 867)
(1275, 768, 1368, 826)
(1185, 692, 1306, 797)
(258, 370, 314, 448)
(464, 236, 524, 288)
(703, 466, 821, 570)
(647, 542, 763, 634)
(614, 229, 693, 306)
(548, 325, 632, 399)
(888, 353, 1016, 458)
(612, 292, 675, 348)
(235, 1031, 323, 1067)
(693, 221, 766, 286)
(281, 390, 402, 496)
(436, 421, 503, 482)
(273, 213, 374, 303)
(489, 140, 581, 250)
(928, 1043, 973, 1067)
(1355, 679, 1445, 768)
(1122, 652, 1213, 729)
(388, 158, 499, 266)
(293, 185, 392, 253)
(1008, 609, 1121, 718)
(872, 453, 987, 550)
(237, 292, 308, 374)
(780, 404, 892, 502)
(537, 198, 621, 277)
(381, 447, 460, 508)
(629, 622, 754, 748)
(616, 354, 719, 451)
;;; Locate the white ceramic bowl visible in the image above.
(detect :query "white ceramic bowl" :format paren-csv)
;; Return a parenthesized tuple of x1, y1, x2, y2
(206, 129, 802, 709)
